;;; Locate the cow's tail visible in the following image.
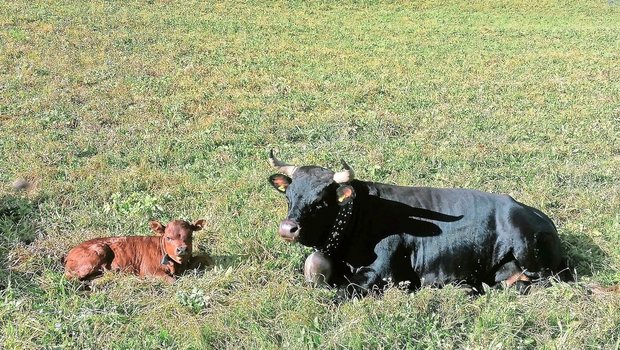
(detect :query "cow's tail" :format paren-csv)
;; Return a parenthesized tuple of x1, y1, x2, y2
(556, 260, 619, 294)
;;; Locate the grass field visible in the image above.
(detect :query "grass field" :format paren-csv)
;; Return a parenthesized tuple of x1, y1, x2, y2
(1, 0, 620, 348)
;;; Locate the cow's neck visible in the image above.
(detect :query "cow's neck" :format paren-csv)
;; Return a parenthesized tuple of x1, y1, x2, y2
(317, 199, 356, 258)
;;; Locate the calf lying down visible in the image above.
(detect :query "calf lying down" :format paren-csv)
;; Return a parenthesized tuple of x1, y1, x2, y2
(63, 219, 212, 283)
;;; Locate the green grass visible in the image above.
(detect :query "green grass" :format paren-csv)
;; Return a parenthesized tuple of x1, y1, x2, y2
(1, 0, 620, 348)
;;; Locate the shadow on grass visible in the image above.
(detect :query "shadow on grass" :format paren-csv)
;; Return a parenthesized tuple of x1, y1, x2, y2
(0, 194, 38, 244)
(0, 193, 42, 290)
(562, 231, 609, 278)
(209, 254, 245, 269)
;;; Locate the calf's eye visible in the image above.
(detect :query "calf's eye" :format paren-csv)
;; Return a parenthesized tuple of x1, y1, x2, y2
(166, 237, 171, 241)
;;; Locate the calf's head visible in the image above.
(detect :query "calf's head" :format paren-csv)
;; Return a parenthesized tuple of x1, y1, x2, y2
(149, 219, 206, 264)
(268, 150, 356, 247)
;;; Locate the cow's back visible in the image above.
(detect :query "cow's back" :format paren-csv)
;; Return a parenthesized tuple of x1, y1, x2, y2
(369, 183, 555, 236)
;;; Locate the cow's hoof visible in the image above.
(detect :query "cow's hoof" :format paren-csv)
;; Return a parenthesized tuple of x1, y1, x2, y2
(304, 252, 332, 286)
(332, 289, 352, 304)
(332, 291, 346, 304)
(514, 280, 532, 295)
(332, 287, 366, 304)
(456, 283, 479, 297)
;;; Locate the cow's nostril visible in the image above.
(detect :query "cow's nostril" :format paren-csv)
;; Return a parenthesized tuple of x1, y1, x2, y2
(278, 220, 300, 242)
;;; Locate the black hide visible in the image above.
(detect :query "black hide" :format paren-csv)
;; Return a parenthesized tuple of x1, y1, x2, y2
(270, 165, 572, 296)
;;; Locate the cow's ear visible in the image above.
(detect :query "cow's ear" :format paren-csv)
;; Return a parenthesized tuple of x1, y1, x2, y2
(192, 219, 206, 231)
(149, 220, 166, 235)
(336, 185, 356, 206)
(269, 174, 292, 193)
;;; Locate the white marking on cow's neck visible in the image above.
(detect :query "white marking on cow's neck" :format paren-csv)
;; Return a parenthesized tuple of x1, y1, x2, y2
(319, 200, 355, 257)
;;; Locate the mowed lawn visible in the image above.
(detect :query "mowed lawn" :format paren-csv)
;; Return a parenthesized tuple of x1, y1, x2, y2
(1, 0, 620, 348)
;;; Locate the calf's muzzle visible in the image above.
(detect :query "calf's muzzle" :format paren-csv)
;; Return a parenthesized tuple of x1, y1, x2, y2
(176, 246, 189, 256)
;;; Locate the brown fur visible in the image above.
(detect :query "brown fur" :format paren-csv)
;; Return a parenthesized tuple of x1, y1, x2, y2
(504, 272, 530, 287)
(64, 219, 209, 283)
(586, 283, 620, 295)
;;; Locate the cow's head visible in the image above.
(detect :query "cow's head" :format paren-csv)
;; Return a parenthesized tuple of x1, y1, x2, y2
(268, 150, 356, 247)
(149, 219, 205, 265)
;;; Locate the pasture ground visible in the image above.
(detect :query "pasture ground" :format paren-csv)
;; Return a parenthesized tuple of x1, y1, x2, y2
(1, 1, 619, 348)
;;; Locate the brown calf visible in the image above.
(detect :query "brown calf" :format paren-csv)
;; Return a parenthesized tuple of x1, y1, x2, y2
(64, 219, 207, 283)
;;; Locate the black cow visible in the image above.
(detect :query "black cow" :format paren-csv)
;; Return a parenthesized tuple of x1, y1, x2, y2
(267, 150, 573, 297)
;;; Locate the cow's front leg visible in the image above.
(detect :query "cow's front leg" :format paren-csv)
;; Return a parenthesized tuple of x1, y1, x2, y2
(333, 261, 392, 303)
(343, 265, 387, 298)
(339, 235, 414, 300)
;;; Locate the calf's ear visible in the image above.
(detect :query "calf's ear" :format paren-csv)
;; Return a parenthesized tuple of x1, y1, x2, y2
(336, 185, 356, 206)
(269, 174, 292, 193)
(192, 219, 206, 231)
(149, 220, 166, 235)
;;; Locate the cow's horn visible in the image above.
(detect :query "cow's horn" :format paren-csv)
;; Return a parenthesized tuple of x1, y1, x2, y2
(269, 149, 298, 176)
(333, 160, 354, 183)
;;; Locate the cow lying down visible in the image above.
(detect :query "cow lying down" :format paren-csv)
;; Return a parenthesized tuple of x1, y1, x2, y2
(63, 219, 213, 283)
(268, 151, 579, 298)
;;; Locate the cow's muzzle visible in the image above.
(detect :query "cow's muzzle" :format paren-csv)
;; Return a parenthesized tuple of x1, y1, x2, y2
(278, 219, 300, 243)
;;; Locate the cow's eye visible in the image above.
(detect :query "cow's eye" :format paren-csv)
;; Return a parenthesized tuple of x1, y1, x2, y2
(166, 237, 171, 241)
